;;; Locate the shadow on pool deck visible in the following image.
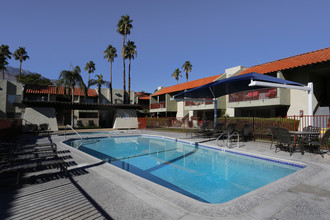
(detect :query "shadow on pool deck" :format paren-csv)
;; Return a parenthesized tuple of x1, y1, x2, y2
(0, 133, 113, 220)
(0, 162, 112, 220)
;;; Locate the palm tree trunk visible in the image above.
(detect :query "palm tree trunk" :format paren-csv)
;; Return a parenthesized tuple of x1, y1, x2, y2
(122, 34, 126, 104)
(71, 87, 74, 127)
(110, 61, 113, 103)
(88, 73, 90, 87)
(186, 72, 188, 82)
(123, 58, 126, 104)
(19, 60, 22, 81)
(98, 86, 100, 127)
(128, 58, 131, 104)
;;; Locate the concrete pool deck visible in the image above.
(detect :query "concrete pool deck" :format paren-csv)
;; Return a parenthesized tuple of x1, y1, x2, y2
(1, 129, 330, 219)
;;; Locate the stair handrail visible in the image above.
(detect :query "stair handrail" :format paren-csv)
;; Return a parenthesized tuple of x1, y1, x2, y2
(65, 124, 83, 147)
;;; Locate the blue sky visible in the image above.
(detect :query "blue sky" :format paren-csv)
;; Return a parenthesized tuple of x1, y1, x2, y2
(1, 0, 329, 93)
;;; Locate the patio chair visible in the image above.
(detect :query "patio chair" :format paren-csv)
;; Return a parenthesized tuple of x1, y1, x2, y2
(269, 127, 279, 150)
(275, 128, 297, 156)
(309, 128, 330, 158)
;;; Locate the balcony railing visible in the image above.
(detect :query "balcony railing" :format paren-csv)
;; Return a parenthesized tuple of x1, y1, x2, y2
(185, 98, 214, 106)
(229, 88, 277, 103)
(150, 101, 166, 109)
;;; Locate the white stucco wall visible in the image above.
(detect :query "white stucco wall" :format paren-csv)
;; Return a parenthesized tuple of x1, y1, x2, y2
(23, 107, 59, 131)
(113, 109, 138, 129)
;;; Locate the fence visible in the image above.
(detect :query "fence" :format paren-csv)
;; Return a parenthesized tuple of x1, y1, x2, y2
(0, 118, 23, 141)
(138, 115, 330, 141)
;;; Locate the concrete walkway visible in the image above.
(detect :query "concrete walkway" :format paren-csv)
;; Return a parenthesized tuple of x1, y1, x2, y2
(1, 130, 330, 219)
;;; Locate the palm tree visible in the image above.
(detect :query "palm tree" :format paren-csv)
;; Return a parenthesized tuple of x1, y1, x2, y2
(182, 61, 192, 82)
(0, 44, 12, 79)
(56, 65, 87, 127)
(172, 68, 182, 84)
(13, 47, 29, 81)
(89, 74, 107, 125)
(117, 15, 133, 104)
(104, 45, 117, 103)
(84, 61, 96, 87)
(124, 40, 137, 104)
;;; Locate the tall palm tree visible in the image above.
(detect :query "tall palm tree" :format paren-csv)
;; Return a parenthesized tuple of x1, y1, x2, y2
(89, 74, 107, 125)
(0, 44, 12, 79)
(13, 47, 29, 81)
(172, 68, 182, 85)
(117, 14, 133, 104)
(56, 65, 87, 127)
(124, 40, 137, 104)
(182, 61, 192, 82)
(84, 60, 95, 87)
(104, 45, 117, 103)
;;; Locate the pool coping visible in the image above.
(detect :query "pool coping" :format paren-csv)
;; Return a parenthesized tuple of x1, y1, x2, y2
(58, 133, 318, 218)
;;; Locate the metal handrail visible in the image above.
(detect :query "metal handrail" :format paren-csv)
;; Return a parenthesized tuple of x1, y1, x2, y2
(65, 124, 83, 147)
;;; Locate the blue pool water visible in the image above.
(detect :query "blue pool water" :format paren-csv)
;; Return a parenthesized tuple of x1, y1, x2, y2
(64, 135, 304, 203)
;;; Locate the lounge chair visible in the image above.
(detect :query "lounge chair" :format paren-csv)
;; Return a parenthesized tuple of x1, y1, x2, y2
(211, 123, 225, 137)
(37, 123, 51, 135)
(0, 142, 68, 185)
(215, 123, 237, 141)
(275, 128, 297, 156)
(187, 121, 209, 138)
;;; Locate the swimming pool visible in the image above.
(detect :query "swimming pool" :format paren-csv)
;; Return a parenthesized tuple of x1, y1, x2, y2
(64, 135, 305, 203)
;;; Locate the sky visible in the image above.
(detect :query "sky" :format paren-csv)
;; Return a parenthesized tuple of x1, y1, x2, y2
(1, 0, 329, 93)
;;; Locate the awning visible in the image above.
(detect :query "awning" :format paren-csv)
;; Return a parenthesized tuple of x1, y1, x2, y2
(173, 72, 304, 99)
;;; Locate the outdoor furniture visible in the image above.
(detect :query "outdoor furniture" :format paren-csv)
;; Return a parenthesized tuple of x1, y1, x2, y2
(205, 123, 224, 138)
(187, 121, 210, 138)
(290, 126, 321, 154)
(308, 128, 330, 158)
(266, 89, 277, 98)
(240, 124, 253, 141)
(37, 123, 51, 135)
(216, 123, 237, 140)
(0, 142, 68, 185)
(269, 127, 279, 150)
(276, 128, 301, 156)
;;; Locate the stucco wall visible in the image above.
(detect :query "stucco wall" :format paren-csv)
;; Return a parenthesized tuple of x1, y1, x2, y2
(23, 107, 58, 131)
(113, 109, 138, 129)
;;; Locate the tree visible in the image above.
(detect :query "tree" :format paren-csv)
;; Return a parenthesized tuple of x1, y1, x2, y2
(104, 45, 117, 103)
(172, 68, 182, 84)
(182, 61, 192, 82)
(16, 73, 52, 86)
(13, 47, 29, 81)
(0, 44, 12, 80)
(89, 74, 107, 125)
(56, 66, 87, 127)
(84, 61, 95, 87)
(124, 40, 137, 104)
(117, 15, 133, 104)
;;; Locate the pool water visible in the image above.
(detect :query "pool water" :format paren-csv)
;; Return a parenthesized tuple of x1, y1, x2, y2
(64, 135, 304, 203)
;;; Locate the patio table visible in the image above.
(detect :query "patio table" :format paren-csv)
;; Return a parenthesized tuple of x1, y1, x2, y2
(289, 131, 320, 154)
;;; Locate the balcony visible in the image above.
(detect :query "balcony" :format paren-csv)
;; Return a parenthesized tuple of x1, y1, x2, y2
(185, 98, 214, 106)
(150, 101, 166, 110)
(228, 88, 290, 108)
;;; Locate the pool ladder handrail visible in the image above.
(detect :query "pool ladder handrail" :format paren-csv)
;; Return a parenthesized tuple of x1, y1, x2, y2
(65, 124, 83, 147)
(216, 131, 241, 148)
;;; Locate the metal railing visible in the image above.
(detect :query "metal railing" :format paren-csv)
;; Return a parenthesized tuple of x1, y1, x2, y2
(64, 124, 83, 148)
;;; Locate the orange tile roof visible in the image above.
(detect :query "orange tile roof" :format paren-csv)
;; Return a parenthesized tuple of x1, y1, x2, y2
(152, 74, 223, 96)
(239, 47, 330, 75)
(25, 85, 98, 97)
(139, 96, 150, 100)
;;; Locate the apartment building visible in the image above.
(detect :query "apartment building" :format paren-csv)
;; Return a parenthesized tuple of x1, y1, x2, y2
(150, 47, 330, 119)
